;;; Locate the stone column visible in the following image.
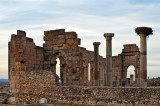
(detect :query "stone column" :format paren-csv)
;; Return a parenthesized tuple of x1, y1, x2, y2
(93, 42, 101, 86)
(104, 33, 114, 87)
(135, 27, 153, 87)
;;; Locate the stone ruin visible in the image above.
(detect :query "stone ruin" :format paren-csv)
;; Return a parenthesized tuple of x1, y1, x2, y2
(8, 27, 153, 94)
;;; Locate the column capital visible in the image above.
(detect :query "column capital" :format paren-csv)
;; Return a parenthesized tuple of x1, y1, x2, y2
(93, 42, 101, 46)
(135, 27, 153, 37)
(104, 33, 114, 38)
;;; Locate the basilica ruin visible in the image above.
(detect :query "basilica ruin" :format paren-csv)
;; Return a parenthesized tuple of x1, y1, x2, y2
(8, 27, 157, 105)
(9, 27, 153, 92)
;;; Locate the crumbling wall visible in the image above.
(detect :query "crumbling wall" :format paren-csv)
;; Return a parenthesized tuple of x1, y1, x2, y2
(9, 30, 44, 93)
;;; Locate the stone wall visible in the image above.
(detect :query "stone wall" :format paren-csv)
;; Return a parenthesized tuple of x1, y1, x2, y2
(16, 70, 58, 104)
(16, 86, 160, 106)
(0, 88, 9, 104)
(112, 56, 122, 87)
(9, 30, 44, 93)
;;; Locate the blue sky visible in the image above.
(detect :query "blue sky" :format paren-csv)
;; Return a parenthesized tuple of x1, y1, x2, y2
(0, 0, 160, 79)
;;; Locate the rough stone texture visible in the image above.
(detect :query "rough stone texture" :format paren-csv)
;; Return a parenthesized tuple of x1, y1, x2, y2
(16, 71, 58, 104)
(16, 87, 160, 106)
(0, 89, 9, 104)
(7, 97, 16, 104)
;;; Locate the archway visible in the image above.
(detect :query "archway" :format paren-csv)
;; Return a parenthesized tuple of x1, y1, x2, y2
(50, 51, 67, 86)
(127, 65, 135, 85)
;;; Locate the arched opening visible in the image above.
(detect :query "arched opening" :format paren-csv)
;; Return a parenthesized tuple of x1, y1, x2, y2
(51, 52, 67, 86)
(127, 65, 135, 85)
(88, 63, 90, 85)
(56, 58, 61, 84)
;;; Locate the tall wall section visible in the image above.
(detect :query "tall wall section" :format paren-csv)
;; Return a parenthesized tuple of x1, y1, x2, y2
(9, 30, 44, 93)
(112, 56, 122, 87)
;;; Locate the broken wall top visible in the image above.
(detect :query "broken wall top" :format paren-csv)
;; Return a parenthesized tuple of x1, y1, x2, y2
(122, 44, 139, 53)
(43, 29, 81, 51)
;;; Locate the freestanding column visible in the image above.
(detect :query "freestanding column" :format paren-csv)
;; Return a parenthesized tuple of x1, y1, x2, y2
(93, 42, 101, 86)
(104, 33, 114, 87)
(135, 27, 153, 87)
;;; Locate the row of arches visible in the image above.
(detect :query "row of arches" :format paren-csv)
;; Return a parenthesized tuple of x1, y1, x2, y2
(55, 58, 136, 86)
(53, 49, 137, 87)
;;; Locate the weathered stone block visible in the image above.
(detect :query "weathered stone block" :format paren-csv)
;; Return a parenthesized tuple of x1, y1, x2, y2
(27, 38, 33, 42)
(17, 30, 26, 36)
(67, 39, 74, 45)
(44, 34, 58, 41)
(44, 29, 65, 35)
(74, 38, 81, 45)
(58, 35, 65, 39)
(65, 32, 77, 39)
(70, 45, 78, 48)
(45, 41, 54, 45)
(53, 39, 66, 44)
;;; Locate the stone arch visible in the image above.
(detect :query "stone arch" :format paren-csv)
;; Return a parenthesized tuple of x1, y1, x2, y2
(123, 56, 138, 80)
(120, 44, 140, 86)
(49, 50, 68, 86)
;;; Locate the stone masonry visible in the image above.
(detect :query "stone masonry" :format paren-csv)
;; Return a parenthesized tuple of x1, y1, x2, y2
(16, 87, 160, 106)
(8, 27, 153, 105)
